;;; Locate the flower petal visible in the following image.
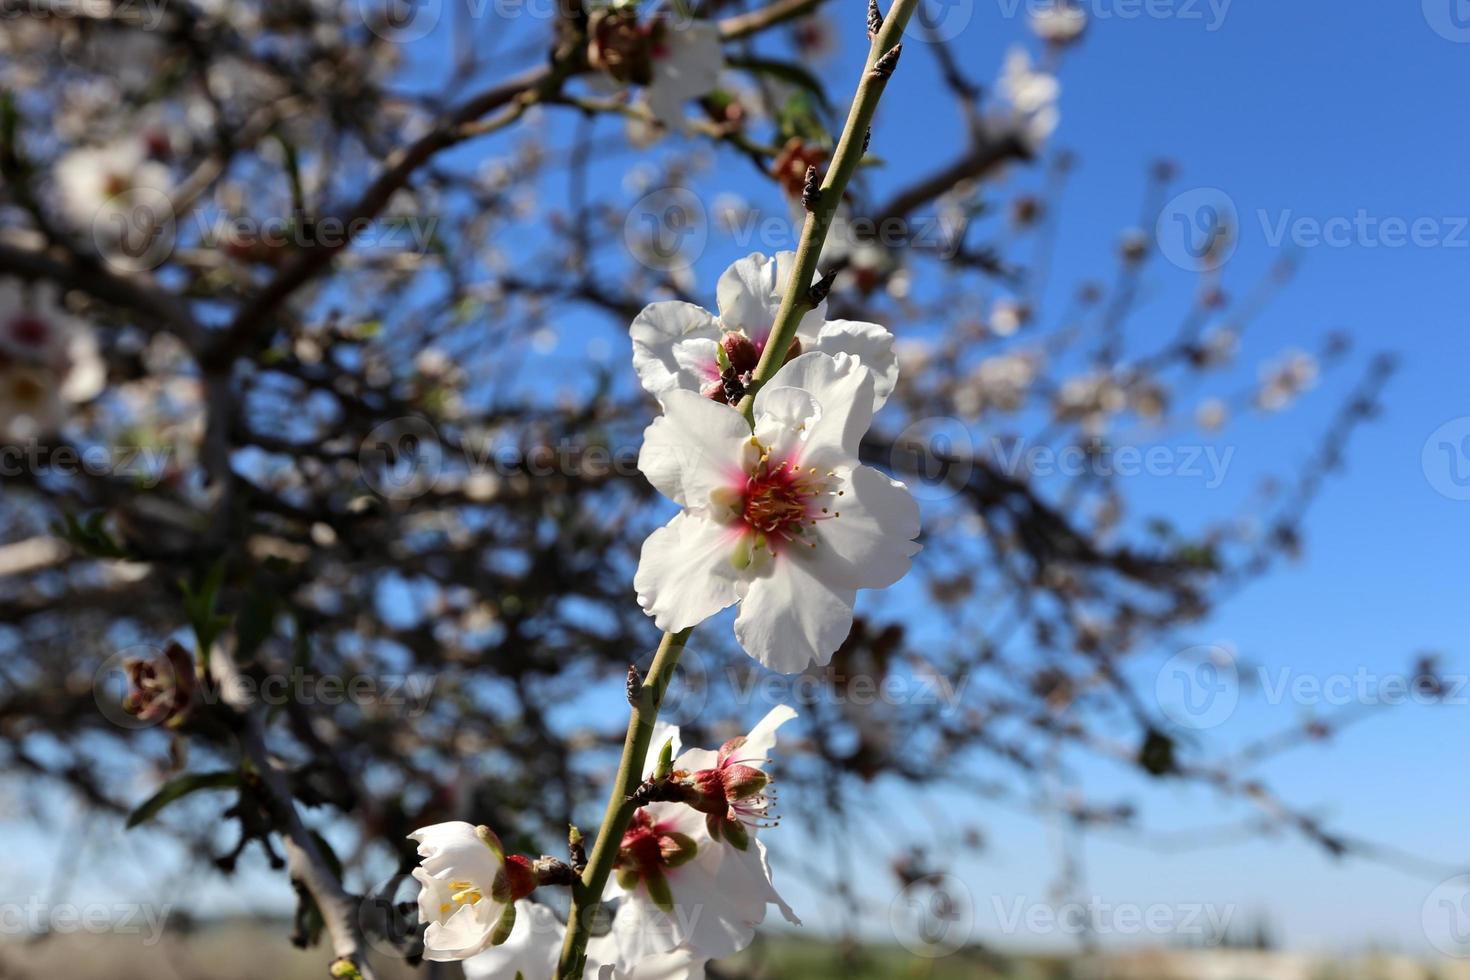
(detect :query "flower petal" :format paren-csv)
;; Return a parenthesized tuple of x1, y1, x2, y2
(630, 301, 721, 401)
(812, 319, 897, 412)
(733, 548, 857, 672)
(758, 351, 874, 466)
(716, 252, 826, 343)
(638, 389, 750, 508)
(814, 464, 921, 590)
(635, 511, 743, 633)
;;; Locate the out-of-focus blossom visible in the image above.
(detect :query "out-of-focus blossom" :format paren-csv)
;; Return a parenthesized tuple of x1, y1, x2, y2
(0, 280, 105, 441)
(995, 47, 1060, 151)
(587, 10, 724, 135)
(1256, 350, 1319, 411)
(1030, 1, 1088, 47)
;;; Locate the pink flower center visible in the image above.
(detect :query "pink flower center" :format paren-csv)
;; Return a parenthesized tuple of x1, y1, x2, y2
(738, 454, 834, 550)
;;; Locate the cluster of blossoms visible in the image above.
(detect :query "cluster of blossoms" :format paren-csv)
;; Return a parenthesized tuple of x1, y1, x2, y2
(630, 251, 919, 672)
(413, 707, 798, 978)
(0, 280, 104, 442)
(410, 252, 921, 976)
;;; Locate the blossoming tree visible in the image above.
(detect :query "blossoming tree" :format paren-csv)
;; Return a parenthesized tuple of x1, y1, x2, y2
(0, 1, 1429, 979)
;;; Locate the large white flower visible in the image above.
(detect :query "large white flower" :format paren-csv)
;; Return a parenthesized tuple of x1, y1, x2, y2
(0, 280, 105, 441)
(410, 821, 533, 962)
(630, 251, 897, 412)
(635, 351, 920, 672)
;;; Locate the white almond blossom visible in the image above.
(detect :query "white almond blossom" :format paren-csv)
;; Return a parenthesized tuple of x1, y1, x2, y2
(670, 704, 795, 849)
(641, 21, 724, 134)
(635, 351, 920, 672)
(631, 251, 897, 411)
(463, 903, 709, 980)
(410, 821, 533, 962)
(1030, 1, 1088, 46)
(0, 280, 105, 441)
(55, 138, 174, 266)
(995, 47, 1060, 152)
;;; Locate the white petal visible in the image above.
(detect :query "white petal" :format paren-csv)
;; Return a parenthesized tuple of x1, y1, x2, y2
(812, 319, 897, 412)
(635, 511, 743, 633)
(463, 901, 563, 979)
(738, 704, 798, 764)
(733, 549, 857, 672)
(813, 465, 921, 591)
(759, 352, 874, 466)
(716, 252, 826, 343)
(630, 301, 721, 401)
(750, 385, 819, 462)
(410, 821, 501, 884)
(423, 898, 507, 961)
(638, 389, 750, 508)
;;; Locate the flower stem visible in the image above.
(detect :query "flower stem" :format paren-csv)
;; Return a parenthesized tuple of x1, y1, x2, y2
(555, 628, 692, 979)
(737, 0, 921, 422)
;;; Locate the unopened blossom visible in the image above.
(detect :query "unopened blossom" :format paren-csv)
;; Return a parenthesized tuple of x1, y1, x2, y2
(587, 9, 724, 134)
(122, 642, 197, 727)
(635, 351, 921, 672)
(604, 746, 798, 965)
(410, 822, 535, 961)
(1030, 1, 1088, 46)
(631, 251, 897, 411)
(0, 280, 105, 441)
(54, 138, 172, 246)
(671, 705, 795, 850)
(995, 47, 1060, 151)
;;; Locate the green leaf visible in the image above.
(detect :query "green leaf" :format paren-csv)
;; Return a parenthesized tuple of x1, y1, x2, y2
(126, 771, 240, 829)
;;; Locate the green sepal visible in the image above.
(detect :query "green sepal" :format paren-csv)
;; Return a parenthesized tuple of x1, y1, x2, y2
(490, 901, 517, 947)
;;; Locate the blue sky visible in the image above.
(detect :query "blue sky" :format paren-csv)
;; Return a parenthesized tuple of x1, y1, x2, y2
(6, 0, 1467, 963)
